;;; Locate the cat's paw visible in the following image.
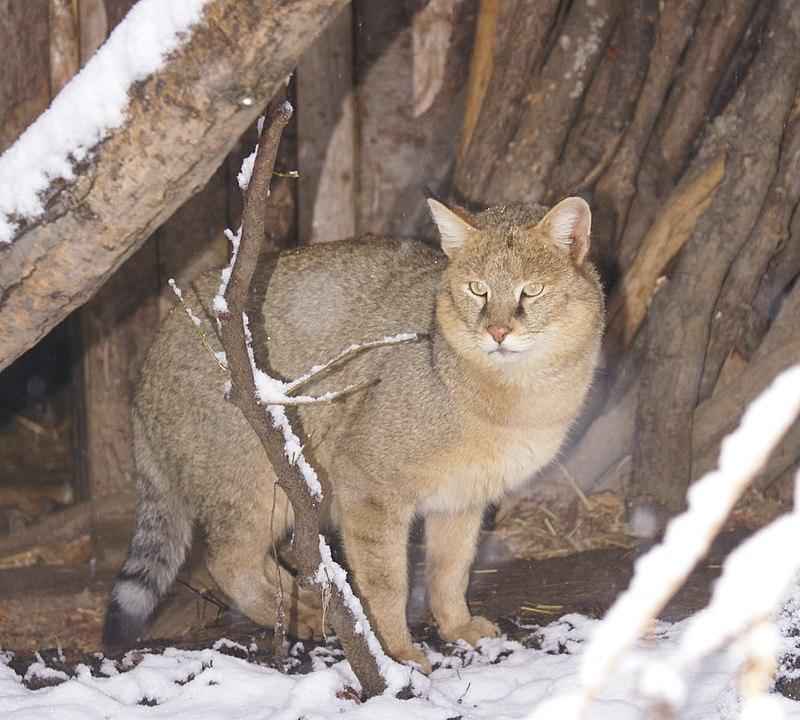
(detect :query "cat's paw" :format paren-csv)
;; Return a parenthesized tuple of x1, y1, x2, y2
(439, 615, 500, 646)
(392, 644, 432, 674)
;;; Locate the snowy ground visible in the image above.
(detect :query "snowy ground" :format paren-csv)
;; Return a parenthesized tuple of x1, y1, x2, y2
(2, 614, 799, 720)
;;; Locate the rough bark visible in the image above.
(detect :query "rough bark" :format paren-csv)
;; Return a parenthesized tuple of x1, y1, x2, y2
(296, 5, 357, 243)
(547, 0, 657, 204)
(631, 0, 800, 517)
(699, 100, 800, 400)
(0, 0, 50, 154)
(0, 0, 349, 373)
(591, 0, 704, 273)
(454, 0, 560, 203)
(354, 0, 475, 238)
(615, 0, 763, 275)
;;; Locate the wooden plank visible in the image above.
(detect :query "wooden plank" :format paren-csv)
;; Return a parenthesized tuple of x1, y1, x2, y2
(296, 6, 356, 243)
(353, 0, 475, 239)
(0, 0, 50, 153)
(76, 0, 143, 508)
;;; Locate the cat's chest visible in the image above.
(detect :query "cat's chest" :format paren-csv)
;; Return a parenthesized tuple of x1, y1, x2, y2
(417, 420, 567, 514)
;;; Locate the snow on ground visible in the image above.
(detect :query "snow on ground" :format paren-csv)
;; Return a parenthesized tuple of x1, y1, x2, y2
(2, 615, 800, 720)
(0, 0, 210, 244)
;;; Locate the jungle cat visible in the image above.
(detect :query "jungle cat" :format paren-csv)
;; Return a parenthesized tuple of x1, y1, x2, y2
(104, 196, 604, 669)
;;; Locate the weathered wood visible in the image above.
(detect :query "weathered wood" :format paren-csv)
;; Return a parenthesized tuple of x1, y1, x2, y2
(80, 246, 160, 502)
(0, 0, 350, 373)
(631, 0, 800, 519)
(49, 0, 80, 96)
(0, 493, 134, 566)
(482, 0, 621, 205)
(77, 0, 140, 506)
(296, 5, 356, 243)
(0, 0, 50, 154)
(605, 154, 726, 353)
(593, 0, 704, 265)
(699, 100, 800, 400)
(354, 0, 475, 237)
(454, 0, 560, 203)
(457, 0, 498, 170)
(78, 0, 108, 63)
(548, 0, 657, 205)
(615, 0, 761, 273)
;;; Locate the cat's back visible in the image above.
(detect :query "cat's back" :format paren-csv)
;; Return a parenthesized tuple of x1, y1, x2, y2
(251, 236, 444, 378)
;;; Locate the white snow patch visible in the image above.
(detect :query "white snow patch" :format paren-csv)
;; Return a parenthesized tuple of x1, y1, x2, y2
(0, 0, 210, 243)
(314, 535, 412, 694)
(3, 618, 800, 718)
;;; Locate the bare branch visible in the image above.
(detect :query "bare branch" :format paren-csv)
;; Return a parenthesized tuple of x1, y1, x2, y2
(217, 101, 401, 698)
(286, 333, 419, 395)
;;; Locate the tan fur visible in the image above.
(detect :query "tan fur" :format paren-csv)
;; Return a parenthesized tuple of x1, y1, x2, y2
(122, 197, 604, 668)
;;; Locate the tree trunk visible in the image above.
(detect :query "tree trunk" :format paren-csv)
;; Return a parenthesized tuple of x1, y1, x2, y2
(456, 0, 800, 529)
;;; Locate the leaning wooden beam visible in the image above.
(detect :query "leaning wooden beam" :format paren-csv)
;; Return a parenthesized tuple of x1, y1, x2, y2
(0, 0, 347, 373)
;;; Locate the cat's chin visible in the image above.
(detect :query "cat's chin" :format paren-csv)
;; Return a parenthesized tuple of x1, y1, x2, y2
(484, 346, 526, 363)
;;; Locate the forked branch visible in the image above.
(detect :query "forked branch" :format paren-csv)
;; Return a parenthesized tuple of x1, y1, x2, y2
(217, 100, 404, 698)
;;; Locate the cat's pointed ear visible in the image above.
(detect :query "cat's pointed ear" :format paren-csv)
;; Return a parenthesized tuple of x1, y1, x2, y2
(427, 199, 476, 257)
(538, 197, 592, 265)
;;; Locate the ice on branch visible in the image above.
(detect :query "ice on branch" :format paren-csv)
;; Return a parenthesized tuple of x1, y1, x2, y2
(314, 536, 412, 694)
(0, 0, 210, 244)
(579, 365, 800, 696)
(213, 227, 241, 316)
(241, 312, 322, 499)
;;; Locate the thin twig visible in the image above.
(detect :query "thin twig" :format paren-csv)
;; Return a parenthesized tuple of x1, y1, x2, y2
(270, 479, 287, 659)
(286, 333, 420, 395)
(558, 461, 592, 511)
(168, 279, 228, 373)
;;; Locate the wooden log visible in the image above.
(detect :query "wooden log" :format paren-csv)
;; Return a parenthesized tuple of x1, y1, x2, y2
(353, 0, 475, 238)
(615, 0, 761, 273)
(0, 493, 134, 568)
(296, 5, 356, 244)
(605, 154, 726, 353)
(0, 0, 50, 154)
(78, 0, 108, 62)
(592, 0, 704, 264)
(456, 0, 499, 171)
(0, 0, 350, 373)
(700, 100, 800, 399)
(547, 0, 657, 205)
(481, 0, 621, 205)
(631, 0, 800, 520)
(49, 0, 80, 96)
(77, 0, 141, 509)
(454, 0, 560, 203)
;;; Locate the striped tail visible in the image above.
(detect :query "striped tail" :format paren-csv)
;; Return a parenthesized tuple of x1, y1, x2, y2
(103, 480, 191, 649)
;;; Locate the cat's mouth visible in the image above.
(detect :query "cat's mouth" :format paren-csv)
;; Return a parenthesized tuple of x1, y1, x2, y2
(485, 344, 525, 361)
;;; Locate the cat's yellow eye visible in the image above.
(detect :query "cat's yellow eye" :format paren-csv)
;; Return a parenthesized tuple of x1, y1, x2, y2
(522, 283, 545, 298)
(468, 280, 489, 297)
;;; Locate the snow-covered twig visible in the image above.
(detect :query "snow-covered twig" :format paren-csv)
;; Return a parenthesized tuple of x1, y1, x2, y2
(168, 279, 228, 372)
(216, 101, 410, 698)
(529, 365, 800, 720)
(286, 333, 419, 395)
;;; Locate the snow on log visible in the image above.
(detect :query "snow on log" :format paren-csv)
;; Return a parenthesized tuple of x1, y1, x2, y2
(0, 0, 348, 373)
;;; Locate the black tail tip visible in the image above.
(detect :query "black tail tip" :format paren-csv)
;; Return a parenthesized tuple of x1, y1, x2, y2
(102, 599, 146, 653)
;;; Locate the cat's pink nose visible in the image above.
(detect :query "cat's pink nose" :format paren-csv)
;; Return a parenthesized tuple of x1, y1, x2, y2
(487, 325, 510, 343)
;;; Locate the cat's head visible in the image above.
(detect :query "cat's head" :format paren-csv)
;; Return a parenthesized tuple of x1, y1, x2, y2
(429, 197, 604, 373)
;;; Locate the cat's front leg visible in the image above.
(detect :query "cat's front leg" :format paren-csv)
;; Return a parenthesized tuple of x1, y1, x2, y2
(338, 495, 430, 671)
(425, 507, 500, 646)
